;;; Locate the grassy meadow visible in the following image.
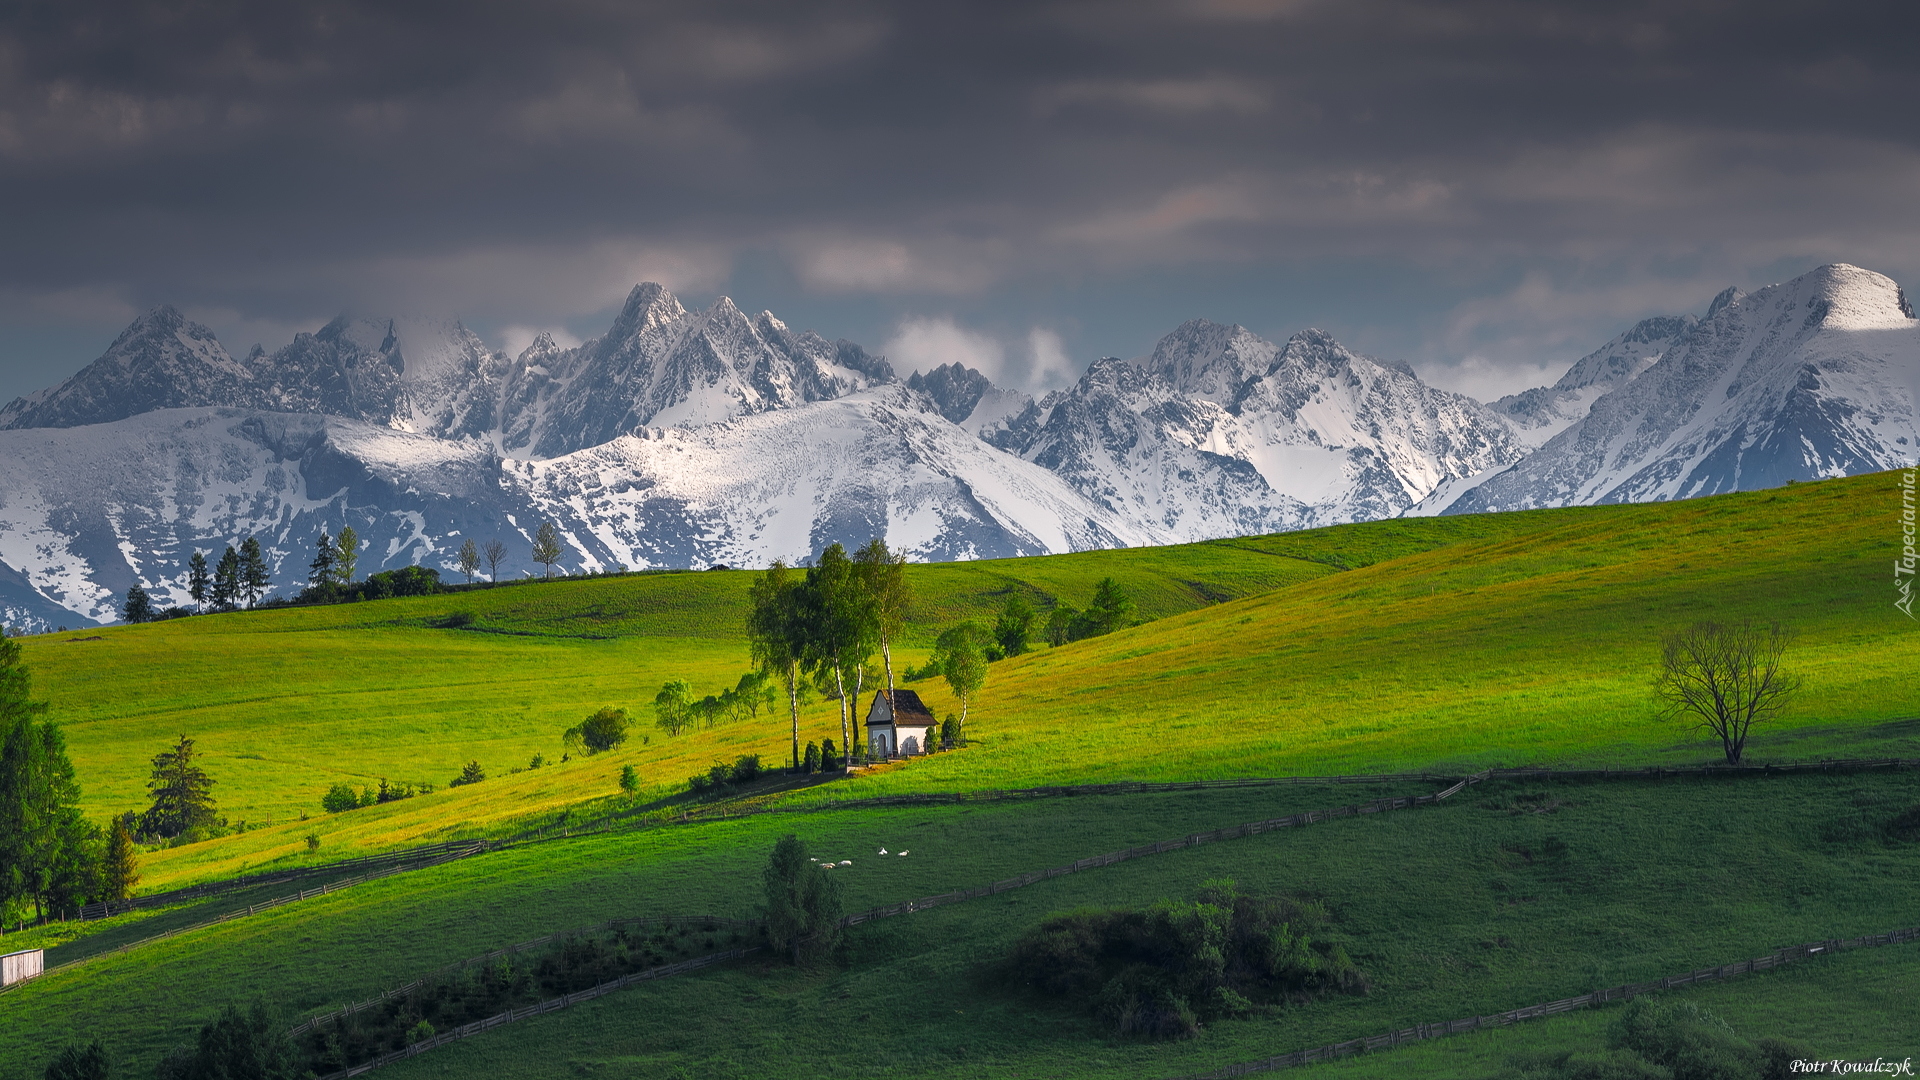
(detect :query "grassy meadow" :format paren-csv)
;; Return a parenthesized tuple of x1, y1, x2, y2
(3, 470, 1919, 1077)
(2, 772, 1916, 1076)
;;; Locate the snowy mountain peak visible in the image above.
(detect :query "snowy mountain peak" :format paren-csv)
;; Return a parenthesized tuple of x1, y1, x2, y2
(1446, 262, 1920, 514)
(1141, 319, 1279, 403)
(0, 305, 250, 430)
(1706, 286, 1744, 319)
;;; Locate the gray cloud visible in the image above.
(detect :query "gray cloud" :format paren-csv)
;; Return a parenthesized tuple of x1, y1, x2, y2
(2, 0, 1916, 401)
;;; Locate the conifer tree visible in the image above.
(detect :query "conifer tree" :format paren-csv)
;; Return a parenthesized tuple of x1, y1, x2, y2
(212, 547, 241, 611)
(239, 537, 270, 607)
(187, 551, 210, 614)
(139, 735, 218, 840)
(0, 634, 94, 921)
(103, 813, 139, 901)
(308, 530, 336, 588)
(123, 585, 154, 624)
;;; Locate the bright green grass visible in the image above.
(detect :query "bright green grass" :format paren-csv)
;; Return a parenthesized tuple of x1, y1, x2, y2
(17, 470, 1920, 891)
(6, 771, 1916, 1077)
(15, 530, 1334, 836)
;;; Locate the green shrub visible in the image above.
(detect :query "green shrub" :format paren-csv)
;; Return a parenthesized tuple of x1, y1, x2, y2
(564, 707, 630, 754)
(449, 761, 486, 787)
(320, 783, 359, 813)
(42, 1040, 110, 1080)
(999, 879, 1364, 1040)
(803, 741, 821, 774)
(618, 765, 638, 794)
(731, 755, 762, 783)
(688, 772, 713, 794)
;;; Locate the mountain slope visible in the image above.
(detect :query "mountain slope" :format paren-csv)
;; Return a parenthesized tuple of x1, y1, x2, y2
(1448, 264, 1920, 512)
(511, 384, 1161, 568)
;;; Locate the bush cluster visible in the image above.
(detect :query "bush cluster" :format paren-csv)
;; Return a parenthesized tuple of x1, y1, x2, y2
(297, 921, 744, 1073)
(320, 779, 427, 814)
(688, 755, 762, 794)
(1498, 996, 1806, 1079)
(999, 879, 1365, 1040)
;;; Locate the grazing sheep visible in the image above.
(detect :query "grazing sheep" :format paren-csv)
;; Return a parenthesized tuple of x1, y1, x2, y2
(878, 847, 889, 855)
(898, 851, 909, 856)
(838, 860, 852, 866)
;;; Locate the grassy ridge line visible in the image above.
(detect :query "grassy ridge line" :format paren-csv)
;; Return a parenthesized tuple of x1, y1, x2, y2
(1175, 926, 1920, 1080)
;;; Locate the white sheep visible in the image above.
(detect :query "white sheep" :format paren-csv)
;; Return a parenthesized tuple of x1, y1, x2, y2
(878, 847, 889, 855)
(898, 851, 909, 856)
(838, 860, 852, 866)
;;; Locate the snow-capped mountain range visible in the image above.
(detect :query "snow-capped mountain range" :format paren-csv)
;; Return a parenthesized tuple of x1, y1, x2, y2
(1, 263, 1914, 629)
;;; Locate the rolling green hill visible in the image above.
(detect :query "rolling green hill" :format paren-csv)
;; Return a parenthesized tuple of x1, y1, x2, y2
(5, 471, 1919, 1078)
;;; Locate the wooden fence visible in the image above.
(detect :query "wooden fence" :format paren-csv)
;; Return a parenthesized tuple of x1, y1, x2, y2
(311, 945, 761, 1080)
(286, 914, 757, 1037)
(1170, 925, 1920, 1079)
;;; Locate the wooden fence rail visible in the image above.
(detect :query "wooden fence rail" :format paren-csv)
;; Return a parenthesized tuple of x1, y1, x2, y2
(311, 946, 762, 1080)
(286, 915, 758, 1036)
(1169, 926, 1920, 1079)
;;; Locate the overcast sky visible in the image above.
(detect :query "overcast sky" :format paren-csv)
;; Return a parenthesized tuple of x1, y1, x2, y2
(2, 0, 1916, 404)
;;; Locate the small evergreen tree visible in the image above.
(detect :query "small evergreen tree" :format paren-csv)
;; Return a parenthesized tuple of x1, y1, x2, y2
(456, 538, 481, 584)
(618, 764, 638, 794)
(940, 714, 961, 750)
(42, 1039, 110, 1080)
(992, 594, 1034, 657)
(762, 834, 844, 965)
(187, 551, 210, 614)
(803, 741, 821, 774)
(139, 735, 218, 840)
(820, 738, 839, 770)
(103, 813, 140, 901)
(1070, 577, 1136, 640)
(307, 531, 336, 589)
(239, 538, 270, 607)
(123, 585, 154, 624)
(531, 521, 564, 580)
(333, 526, 360, 585)
(450, 760, 486, 787)
(211, 547, 242, 611)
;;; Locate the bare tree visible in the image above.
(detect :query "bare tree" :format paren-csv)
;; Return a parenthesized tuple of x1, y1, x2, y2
(531, 521, 564, 580)
(456, 538, 481, 584)
(1655, 620, 1800, 764)
(482, 539, 508, 583)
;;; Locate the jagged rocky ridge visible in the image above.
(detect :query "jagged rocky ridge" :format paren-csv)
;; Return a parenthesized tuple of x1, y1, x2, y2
(1, 264, 1915, 629)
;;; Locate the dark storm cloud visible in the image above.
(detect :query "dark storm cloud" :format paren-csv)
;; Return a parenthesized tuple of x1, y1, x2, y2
(2, 0, 1917, 397)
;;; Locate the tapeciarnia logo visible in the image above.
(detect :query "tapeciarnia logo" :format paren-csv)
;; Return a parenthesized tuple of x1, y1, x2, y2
(1899, 468, 1917, 619)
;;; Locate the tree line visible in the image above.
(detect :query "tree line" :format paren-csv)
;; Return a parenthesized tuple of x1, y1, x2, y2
(116, 520, 580, 624)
